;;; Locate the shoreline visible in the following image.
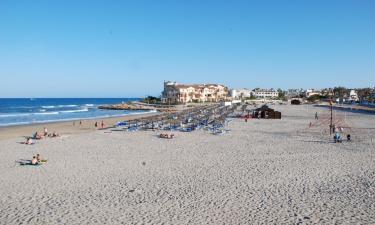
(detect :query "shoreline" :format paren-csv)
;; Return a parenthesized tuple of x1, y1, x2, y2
(0, 110, 157, 128)
(0, 111, 160, 140)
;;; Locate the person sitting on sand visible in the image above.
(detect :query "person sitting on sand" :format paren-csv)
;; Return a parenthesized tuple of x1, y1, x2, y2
(334, 132, 342, 143)
(34, 131, 45, 139)
(31, 156, 38, 165)
(36, 154, 41, 162)
(36, 153, 48, 163)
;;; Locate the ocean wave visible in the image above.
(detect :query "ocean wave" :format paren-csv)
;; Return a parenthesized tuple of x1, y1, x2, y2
(84, 104, 94, 107)
(58, 104, 78, 107)
(1, 112, 60, 117)
(0, 109, 89, 118)
(34, 112, 59, 115)
(0, 121, 31, 127)
(41, 104, 78, 109)
(60, 108, 89, 113)
(0, 113, 30, 118)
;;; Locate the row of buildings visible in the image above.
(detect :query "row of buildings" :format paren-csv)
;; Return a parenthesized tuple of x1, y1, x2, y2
(230, 88, 278, 99)
(285, 88, 360, 102)
(161, 81, 372, 104)
(161, 81, 279, 104)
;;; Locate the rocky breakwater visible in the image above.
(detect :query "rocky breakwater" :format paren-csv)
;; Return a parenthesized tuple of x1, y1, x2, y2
(98, 103, 155, 111)
(98, 102, 178, 112)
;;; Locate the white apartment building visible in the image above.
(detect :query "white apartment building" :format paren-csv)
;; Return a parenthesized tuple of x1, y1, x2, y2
(162, 81, 229, 104)
(230, 89, 252, 99)
(305, 89, 320, 98)
(252, 89, 278, 99)
(349, 89, 359, 101)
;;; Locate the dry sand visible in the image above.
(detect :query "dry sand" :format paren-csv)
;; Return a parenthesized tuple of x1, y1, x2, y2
(0, 105, 374, 224)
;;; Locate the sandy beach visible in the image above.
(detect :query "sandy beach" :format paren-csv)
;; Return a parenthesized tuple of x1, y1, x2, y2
(0, 104, 374, 224)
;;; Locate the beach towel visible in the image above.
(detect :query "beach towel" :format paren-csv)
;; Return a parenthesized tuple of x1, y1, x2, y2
(19, 162, 41, 166)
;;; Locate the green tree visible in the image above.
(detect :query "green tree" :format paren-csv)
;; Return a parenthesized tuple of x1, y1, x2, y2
(142, 96, 161, 104)
(277, 88, 286, 100)
(356, 88, 373, 101)
(333, 87, 348, 98)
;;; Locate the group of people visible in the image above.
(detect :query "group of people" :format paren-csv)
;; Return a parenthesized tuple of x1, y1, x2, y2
(328, 124, 351, 143)
(30, 154, 46, 165)
(73, 120, 83, 126)
(333, 131, 351, 143)
(94, 120, 105, 129)
(34, 127, 59, 139)
(18, 153, 46, 166)
(23, 127, 60, 145)
(159, 133, 175, 139)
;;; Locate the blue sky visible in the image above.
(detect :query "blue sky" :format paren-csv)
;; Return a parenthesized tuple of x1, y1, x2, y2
(0, 0, 374, 97)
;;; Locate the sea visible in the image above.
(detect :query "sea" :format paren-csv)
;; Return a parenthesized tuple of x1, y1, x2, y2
(0, 98, 154, 127)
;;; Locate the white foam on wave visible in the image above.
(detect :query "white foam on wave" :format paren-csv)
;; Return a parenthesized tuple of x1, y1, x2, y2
(34, 112, 59, 115)
(0, 113, 30, 118)
(60, 108, 89, 113)
(41, 106, 55, 109)
(58, 104, 78, 107)
(0, 111, 60, 117)
(84, 104, 94, 107)
(42, 104, 78, 109)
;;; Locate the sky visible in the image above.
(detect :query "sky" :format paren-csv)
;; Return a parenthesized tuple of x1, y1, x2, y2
(0, 0, 374, 97)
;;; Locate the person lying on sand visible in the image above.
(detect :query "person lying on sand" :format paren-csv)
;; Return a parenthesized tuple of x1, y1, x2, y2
(26, 138, 34, 145)
(17, 156, 44, 166)
(47, 131, 60, 137)
(160, 133, 174, 139)
(20, 137, 34, 145)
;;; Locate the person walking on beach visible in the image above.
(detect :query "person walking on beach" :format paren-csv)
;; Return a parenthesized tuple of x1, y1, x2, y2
(95, 121, 98, 129)
(79, 120, 82, 126)
(101, 120, 104, 129)
(315, 112, 318, 120)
